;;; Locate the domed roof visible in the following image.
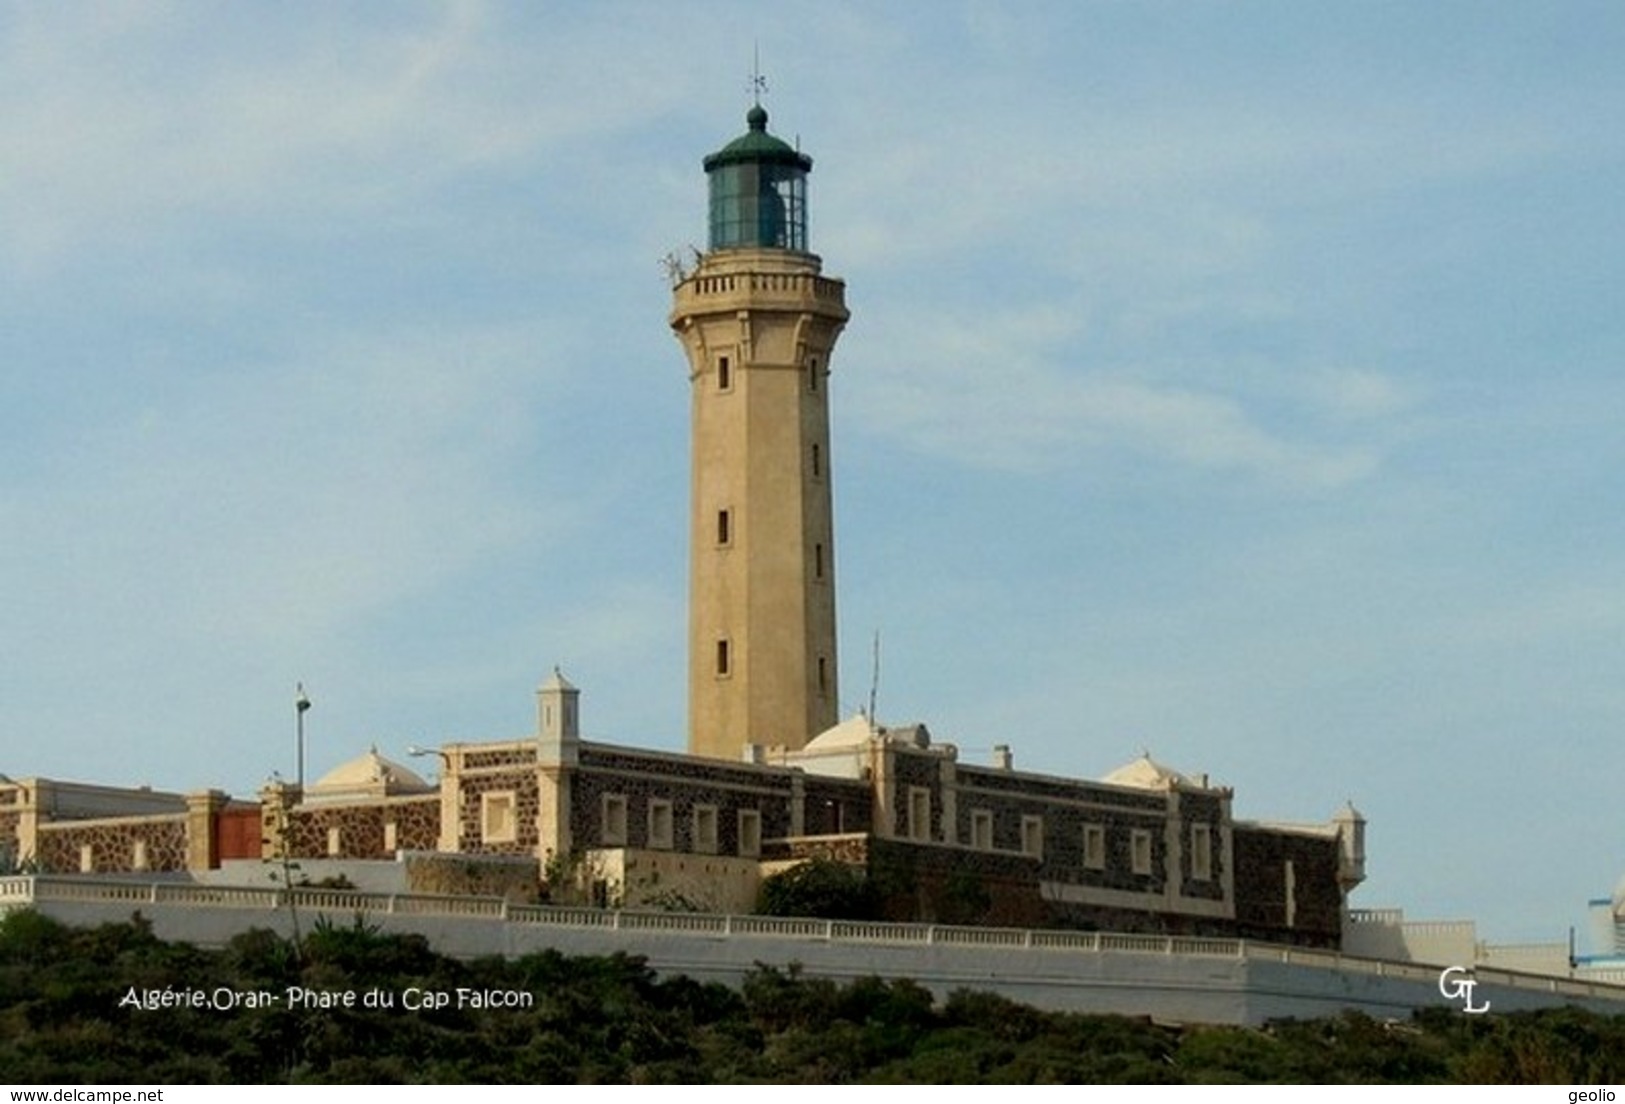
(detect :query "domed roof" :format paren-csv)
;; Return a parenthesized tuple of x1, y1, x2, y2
(1102, 753, 1194, 791)
(704, 106, 812, 172)
(310, 746, 432, 797)
(801, 712, 877, 752)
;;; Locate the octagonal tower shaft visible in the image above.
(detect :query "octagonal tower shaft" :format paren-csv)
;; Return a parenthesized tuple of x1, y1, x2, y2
(670, 248, 848, 759)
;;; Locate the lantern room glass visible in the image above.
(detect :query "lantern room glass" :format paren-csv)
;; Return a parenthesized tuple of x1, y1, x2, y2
(708, 161, 807, 252)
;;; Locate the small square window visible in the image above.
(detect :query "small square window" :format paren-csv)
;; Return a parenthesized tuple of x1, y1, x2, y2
(693, 805, 719, 854)
(602, 794, 629, 846)
(1083, 824, 1106, 870)
(737, 809, 762, 857)
(1021, 815, 1044, 859)
(648, 800, 674, 850)
(482, 792, 517, 844)
(1131, 829, 1153, 876)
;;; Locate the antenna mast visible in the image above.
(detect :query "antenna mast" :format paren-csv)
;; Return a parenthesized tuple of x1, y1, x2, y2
(868, 630, 880, 724)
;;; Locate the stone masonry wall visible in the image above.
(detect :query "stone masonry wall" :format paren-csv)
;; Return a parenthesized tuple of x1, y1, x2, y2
(403, 852, 539, 901)
(952, 759, 1183, 899)
(280, 796, 440, 862)
(0, 809, 20, 868)
(799, 777, 872, 836)
(36, 815, 189, 874)
(455, 768, 539, 856)
(1232, 826, 1342, 947)
(570, 746, 796, 858)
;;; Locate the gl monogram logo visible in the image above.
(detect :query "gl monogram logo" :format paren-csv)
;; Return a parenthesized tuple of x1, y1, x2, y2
(1438, 966, 1491, 1014)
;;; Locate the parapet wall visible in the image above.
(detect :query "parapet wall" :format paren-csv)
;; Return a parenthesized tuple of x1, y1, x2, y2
(6, 875, 1624, 1026)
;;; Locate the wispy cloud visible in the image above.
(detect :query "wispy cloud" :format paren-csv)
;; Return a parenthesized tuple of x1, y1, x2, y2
(847, 305, 1391, 488)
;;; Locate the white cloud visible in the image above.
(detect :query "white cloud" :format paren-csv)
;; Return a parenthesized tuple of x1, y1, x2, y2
(847, 306, 1384, 488)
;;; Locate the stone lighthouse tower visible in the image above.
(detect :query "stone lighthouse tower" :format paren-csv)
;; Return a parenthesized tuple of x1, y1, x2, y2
(670, 105, 849, 760)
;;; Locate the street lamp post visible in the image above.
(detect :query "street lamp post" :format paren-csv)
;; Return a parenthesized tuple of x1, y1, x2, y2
(295, 683, 312, 790)
(407, 744, 453, 778)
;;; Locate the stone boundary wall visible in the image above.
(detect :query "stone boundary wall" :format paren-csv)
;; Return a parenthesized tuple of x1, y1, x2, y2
(5, 875, 1625, 1026)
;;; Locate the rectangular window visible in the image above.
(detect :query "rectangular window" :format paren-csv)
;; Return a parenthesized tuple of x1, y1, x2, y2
(79, 844, 94, 873)
(602, 794, 629, 846)
(717, 508, 731, 545)
(384, 821, 399, 853)
(1131, 829, 1153, 876)
(811, 442, 822, 478)
(1083, 824, 1106, 870)
(817, 655, 827, 694)
(814, 542, 825, 579)
(327, 826, 342, 857)
(648, 800, 674, 850)
(907, 787, 931, 842)
(132, 840, 148, 872)
(1190, 823, 1213, 881)
(717, 354, 731, 391)
(737, 809, 762, 857)
(693, 805, 719, 854)
(807, 357, 819, 392)
(1021, 815, 1044, 859)
(482, 792, 517, 844)
(716, 638, 731, 677)
(970, 809, 993, 851)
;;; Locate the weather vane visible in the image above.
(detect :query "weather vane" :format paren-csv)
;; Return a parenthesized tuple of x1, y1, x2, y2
(748, 42, 768, 106)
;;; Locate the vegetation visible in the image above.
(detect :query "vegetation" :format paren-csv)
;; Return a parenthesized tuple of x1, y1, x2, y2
(2, 908, 1624, 1083)
(756, 858, 878, 920)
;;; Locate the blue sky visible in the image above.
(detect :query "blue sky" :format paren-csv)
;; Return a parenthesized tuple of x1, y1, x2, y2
(3, 2, 1622, 944)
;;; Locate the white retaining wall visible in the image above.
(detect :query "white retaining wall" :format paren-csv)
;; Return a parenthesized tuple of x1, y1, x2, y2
(6, 876, 1625, 1026)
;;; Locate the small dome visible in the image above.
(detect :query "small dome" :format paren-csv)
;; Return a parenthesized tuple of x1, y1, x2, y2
(310, 746, 432, 797)
(704, 106, 812, 172)
(802, 712, 877, 752)
(1103, 753, 1194, 791)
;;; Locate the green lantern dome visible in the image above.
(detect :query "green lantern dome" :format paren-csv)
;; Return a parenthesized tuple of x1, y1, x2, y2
(703, 106, 811, 252)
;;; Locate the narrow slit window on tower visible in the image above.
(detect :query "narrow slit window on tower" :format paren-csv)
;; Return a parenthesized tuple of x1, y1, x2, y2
(807, 357, 819, 393)
(814, 542, 824, 579)
(817, 655, 827, 694)
(716, 638, 731, 677)
(717, 508, 731, 546)
(811, 442, 821, 478)
(717, 355, 731, 390)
